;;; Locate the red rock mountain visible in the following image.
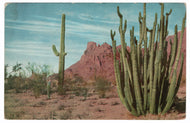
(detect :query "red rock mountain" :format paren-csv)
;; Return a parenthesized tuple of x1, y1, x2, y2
(65, 42, 115, 82)
(65, 28, 186, 83)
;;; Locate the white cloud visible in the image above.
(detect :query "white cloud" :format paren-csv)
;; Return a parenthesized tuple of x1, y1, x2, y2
(5, 48, 51, 56)
(67, 20, 109, 33)
(33, 15, 60, 22)
(5, 16, 111, 41)
(5, 19, 60, 33)
(5, 40, 53, 58)
(78, 13, 118, 25)
(6, 41, 50, 50)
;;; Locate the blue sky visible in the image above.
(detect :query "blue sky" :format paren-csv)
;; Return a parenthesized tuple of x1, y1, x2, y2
(5, 3, 186, 72)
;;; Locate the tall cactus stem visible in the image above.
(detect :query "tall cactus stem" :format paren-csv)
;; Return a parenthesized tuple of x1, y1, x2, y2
(52, 14, 67, 93)
(130, 27, 144, 115)
(162, 13, 186, 114)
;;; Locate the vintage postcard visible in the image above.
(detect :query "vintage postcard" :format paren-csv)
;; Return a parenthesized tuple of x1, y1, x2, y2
(3, 1, 187, 120)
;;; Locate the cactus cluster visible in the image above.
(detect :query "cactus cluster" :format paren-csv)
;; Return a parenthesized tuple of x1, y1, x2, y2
(52, 14, 67, 93)
(110, 3, 186, 116)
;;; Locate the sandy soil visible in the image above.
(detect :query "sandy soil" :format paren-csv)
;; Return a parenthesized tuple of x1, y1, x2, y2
(4, 84, 186, 120)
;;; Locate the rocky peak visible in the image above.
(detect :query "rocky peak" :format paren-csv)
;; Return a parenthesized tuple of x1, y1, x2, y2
(86, 42, 97, 52)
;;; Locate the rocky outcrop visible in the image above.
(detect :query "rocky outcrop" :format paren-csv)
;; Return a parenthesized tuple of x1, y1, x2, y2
(65, 42, 115, 82)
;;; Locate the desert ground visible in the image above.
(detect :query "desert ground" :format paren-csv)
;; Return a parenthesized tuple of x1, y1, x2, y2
(4, 82, 186, 120)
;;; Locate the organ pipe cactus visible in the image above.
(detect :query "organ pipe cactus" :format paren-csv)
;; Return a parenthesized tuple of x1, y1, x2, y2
(110, 3, 186, 116)
(52, 14, 67, 93)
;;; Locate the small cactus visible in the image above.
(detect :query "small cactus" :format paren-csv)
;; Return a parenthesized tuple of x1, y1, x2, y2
(52, 14, 67, 94)
(47, 80, 51, 99)
(110, 3, 186, 116)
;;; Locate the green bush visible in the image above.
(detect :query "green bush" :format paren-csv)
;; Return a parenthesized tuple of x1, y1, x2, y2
(29, 73, 47, 98)
(94, 77, 111, 98)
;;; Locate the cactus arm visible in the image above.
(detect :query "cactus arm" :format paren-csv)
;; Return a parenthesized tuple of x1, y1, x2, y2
(161, 95, 175, 114)
(175, 53, 184, 95)
(162, 69, 177, 114)
(111, 30, 122, 90)
(162, 53, 183, 114)
(169, 14, 185, 81)
(158, 41, 169, 113)
(124, 70, 139, 116)
(138, 12, 143, 45)
(153, 24, 159, 64)
(52, 45, 60, 56)
(117, 6, 133, 83)
(148, 29, 153, 51)
(111, 30, 124, 104)
(148, 13, 157, 112)
(169, 25, 178, 74)
(116, 8, 138, 115)
(162, 14, 186, 115)
(61, 52, 67, 56)
(157, 3, 164, 92)
(164, 9, 172, 38)
(122, 50, 138, 115)
(150, 50, 160, 114)
(118, 49, 124, 92)
(111, 30, 132, 112)
(137, 12, 143, 76)
(117, 6, 123, 28)
(130, 27, 144, 115)
(122, 51, 138, 115)
(146, 29, 153, 82)
(116, 59, 132, 112)
(115, 7, 139, 116)
(142, 3, 148, 112)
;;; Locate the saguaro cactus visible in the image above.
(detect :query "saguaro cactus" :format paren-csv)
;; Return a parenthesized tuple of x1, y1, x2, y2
(110, 3, 186, 116)
(52, 14, 67, 93)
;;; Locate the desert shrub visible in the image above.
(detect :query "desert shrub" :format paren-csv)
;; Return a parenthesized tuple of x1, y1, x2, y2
(14, 76, 25, 93)
(29, 73, 47, 98)
(94, 77, 111, 98)
(72, 87, 88, 99)
(58, 75, 88, 97)
(5, 62, 53, 97)
(4, 63, 28, 93)
(25, 62, 52, 98)
(5, 76, 27, 93)
(5, 75, 15, 91)
(72, 74, 84, 83)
